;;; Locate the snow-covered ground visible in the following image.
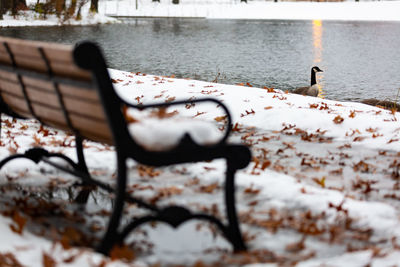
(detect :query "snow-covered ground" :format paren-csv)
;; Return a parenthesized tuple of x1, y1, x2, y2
(0, 11, 117, 27)
(101, 0, 400, 21)
(1, 0, 400, 27)
(1, 69, 400, 266)
(1, 1, 400, 265)
(0, 0, 119, 27)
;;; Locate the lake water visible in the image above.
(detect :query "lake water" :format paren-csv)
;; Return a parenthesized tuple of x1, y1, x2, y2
(2, 18, 400, 102)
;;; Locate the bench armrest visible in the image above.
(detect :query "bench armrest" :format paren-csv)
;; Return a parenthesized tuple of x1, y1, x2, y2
(119, 97, 232, 145)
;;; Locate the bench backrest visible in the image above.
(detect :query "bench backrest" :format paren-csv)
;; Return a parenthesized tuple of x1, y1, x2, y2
(0, 37, 114, 145)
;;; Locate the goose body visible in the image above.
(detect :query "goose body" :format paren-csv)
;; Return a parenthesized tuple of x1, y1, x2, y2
(293, 66, 323, 97)
(293, 84, 319, 97)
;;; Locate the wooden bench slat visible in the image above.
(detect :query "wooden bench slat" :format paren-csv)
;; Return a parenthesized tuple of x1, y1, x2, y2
(21, 76, 54, 91)
(0, 55, 12, 65)
(13, 54, 47, 73)
(50, 62, 92, 81)
(26, 87, 61, 108)
(41, 46, 76, 63)
(0, 70, 18, 82)
(0, 78, 25, 98)
(0, 76, 106, 121)
(79, 131, 113, 145)
(0, 91, 31, 114)
(2, 37, 73, 61)
(0, 44, 12, 65)
(69, 114, 113, 144)
(63, 97, 106, 121)
(24, 84, 106, 121)
(32, 99, 112, 143)
(0, 91, 112, 143)
(2, 38, 91, 81)
(0, 37, 113, 145)
(58, 84, 99, 101)
(12, 54, 89, 80)
(22, 76, 98, 101)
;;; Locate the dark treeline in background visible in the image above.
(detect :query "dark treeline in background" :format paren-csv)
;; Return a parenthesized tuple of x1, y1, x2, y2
(0, 0, 98, 20)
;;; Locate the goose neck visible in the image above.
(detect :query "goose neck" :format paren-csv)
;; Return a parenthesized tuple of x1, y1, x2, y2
(310, 69, 317, 86)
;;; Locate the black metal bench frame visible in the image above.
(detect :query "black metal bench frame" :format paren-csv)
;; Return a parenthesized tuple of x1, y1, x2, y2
(0, 40, 251, 255)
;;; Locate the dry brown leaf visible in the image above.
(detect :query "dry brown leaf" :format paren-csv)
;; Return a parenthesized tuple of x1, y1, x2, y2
(312, 177, 326, 188)
(158, 186, 183, 197)
(243, 186, 261, 195)
(192, 260, 208, 267)
(111, 78, 124, 83)
(122, 106, 139, 124)
(137, 165, 161, 178)
(353, 161, 370, 173)
(333, 115, 344, 124)
(232, 123, 242, 132)
(353, 136, 366, 142)
(19, 125, 28, 130)
(349, 110, 356, 118)
(3, 119, 14, 128)
(9, 211, 27, 235)
(151, 107, 179, 119)
(319, 102, 329, 110)
(240, 109, 255, 117)
(214, 115, 227, 122)
(388, 138, 399, 144)
(263, 86, 276, 93)
(110, 244, 135, 262)
(285, 236, 306, 253)
(0, 252, 25, 267)
(59, 227, 82, 250)
(199, 183, 219, 193)
(42, 252, 57, 267)
(165, 96, 176, 103)
(193, 111, 206, 118)
(272, 95, 287, 101)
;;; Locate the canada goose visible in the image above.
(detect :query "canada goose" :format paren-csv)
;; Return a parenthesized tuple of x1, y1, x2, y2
(293, 66, 323, 97)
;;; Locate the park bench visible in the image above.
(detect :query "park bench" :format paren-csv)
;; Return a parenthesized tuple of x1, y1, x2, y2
(0, 36, 251, 254)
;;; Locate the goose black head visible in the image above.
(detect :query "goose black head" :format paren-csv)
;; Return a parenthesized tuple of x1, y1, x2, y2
(310, 66, 323, 86)
(312, 66, 323, 73)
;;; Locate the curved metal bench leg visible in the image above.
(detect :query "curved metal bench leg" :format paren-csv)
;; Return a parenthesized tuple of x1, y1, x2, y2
(73, 135, 92, 204)
(225, 162, 246, 252)
(97, 154, 127, 255)
(0, 154, 34, 169)
(107, 162, 246, 253)
(0, 147, 81, 170)
(114, 207, 233, 249)
(0, 147, 92, 203)
(0, 148, 51, 169)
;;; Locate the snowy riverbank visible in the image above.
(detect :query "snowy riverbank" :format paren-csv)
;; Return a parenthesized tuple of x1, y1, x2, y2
(0, 69, 400, 266)
(102, 0, 400, 21)
(1, 0, 400, 27)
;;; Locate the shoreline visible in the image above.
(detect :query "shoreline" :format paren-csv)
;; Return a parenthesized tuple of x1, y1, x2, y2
(113, 16, 400, 22)
(1, 1, 400, 27)
(102, 1, 400, 21)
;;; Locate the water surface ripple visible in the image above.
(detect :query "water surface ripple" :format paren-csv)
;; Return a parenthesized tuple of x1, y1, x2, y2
(2, 18, 400, 102)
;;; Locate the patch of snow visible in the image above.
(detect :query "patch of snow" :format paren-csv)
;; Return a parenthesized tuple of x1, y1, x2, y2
(1, 68, 400, 265)
(101, 0, 400, 21)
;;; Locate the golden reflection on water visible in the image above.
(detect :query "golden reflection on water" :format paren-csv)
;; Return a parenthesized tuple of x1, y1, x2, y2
(313, 19, 325, 98)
